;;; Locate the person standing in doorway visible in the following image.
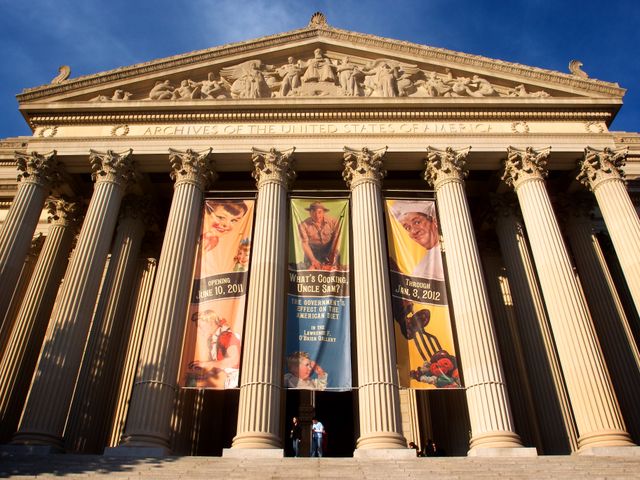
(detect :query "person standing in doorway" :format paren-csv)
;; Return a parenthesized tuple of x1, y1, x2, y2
(290, 417, 302, 457)
(310, 417, 325, 457)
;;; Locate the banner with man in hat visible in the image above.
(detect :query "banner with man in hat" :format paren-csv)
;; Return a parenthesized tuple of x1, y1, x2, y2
(285, 198, 351, 390)
(384, 198, 462, 389)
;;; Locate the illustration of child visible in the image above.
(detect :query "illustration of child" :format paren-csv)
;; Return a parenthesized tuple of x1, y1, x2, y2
(202, 200, 248, 251)
(233, 238, 251, 272)
(284, 351, 328, 390)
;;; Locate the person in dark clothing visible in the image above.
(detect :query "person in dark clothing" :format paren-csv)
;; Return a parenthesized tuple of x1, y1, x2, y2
(290, 417, 302, 457)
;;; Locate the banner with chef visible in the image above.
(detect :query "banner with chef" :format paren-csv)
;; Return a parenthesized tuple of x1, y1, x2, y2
(284, 198, 352, 391)
(179, 198, 255, 389)
(384, 198, 462, 389)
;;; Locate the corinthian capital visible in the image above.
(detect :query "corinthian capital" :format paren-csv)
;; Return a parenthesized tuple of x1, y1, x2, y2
(342, 146, 387, 189)
(424, 146, 470, 190)
(577, 146, 627, 192)
(15, 150, 64, 190)
(90, 149, 137, 188)
(46, 196, 84, 227)
(251, 147, 296, 189)
(168, 148, 216, 190)
(502, 146, 551, 190)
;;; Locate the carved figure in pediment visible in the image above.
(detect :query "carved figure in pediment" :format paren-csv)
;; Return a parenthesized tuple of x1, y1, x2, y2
(363, 60, 418, 97)
(302, 48, 336, 83)
(89, 89, 133, 102)
(200, 73, 230, 99)
(172, 79, 202, 100)
(149, 80, 175, 100)
(508, 84, 550, 98)
(276, 57, 303, 97)
(419, 71, 453, 97)
(469, 75, 496, 97)
(220, 60, 273, 99)
(337, 57, 364, 96)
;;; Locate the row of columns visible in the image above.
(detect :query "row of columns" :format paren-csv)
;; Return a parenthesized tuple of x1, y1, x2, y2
(0, 144, 638, 456)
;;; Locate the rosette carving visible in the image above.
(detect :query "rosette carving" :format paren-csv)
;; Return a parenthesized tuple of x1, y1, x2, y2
(502, 146, 551, 190)
(251, 147, 296, 189)
(424, 146, 470, 190)
(342, 146, 387, 189)
(577, 146, 627, 192)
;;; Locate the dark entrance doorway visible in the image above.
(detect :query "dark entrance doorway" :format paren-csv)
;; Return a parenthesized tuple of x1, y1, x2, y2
(285, 390, 356, 457)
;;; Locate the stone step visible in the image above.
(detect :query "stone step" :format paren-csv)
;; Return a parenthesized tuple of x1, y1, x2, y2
(2, 453, 640, 479)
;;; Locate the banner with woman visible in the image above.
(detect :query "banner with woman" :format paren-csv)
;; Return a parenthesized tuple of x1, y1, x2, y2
(179, 198, 255, 389)
(284, 198, 351, 391)
(384, 198, 462, 389)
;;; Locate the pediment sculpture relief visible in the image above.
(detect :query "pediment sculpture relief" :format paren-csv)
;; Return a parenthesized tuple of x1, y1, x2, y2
(86, 49, 552, 102)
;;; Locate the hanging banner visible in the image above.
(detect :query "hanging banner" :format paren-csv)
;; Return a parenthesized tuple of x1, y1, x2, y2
(179, 198, 255, 389)
(285, 198, 351, 390)
(385, 199, 462, 389)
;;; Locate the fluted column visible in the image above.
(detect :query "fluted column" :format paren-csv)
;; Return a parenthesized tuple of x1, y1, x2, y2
(343, 146, 406, 453)
(492, 195, 578, 454)
(0, 198, 81, 442)
(562, 197, 640, 443)
(66, 196, 152, 453)
(0, 151, 63, 332)
(503, 146, 633, 451)
(118, 149, 215, 453)
(230, 147, 295, 454)
(0, 234, 45, 358)
(481, 248, 542, 450)
(577, 147, 640, 318)
(107, 257, 157, 448)
(13, 149, 136, 449)
(424, 146, 527, 455)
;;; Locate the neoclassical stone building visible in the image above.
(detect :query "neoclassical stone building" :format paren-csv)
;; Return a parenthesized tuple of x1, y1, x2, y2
(0, 13, 639, 458)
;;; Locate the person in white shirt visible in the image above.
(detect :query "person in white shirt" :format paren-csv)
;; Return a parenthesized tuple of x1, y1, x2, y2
(310, 417, 325, 457)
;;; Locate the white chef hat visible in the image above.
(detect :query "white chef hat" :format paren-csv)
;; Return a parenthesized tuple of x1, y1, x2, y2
(389, 200, 436, 221)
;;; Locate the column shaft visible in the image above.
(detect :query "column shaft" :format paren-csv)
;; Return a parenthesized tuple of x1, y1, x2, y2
(13, 150, 134, 448)
(120, 149, 213, 452)
(107, 257, 157, 448)
(65, 204, 147, 453)
(505, 146, 632, 450)
(343, 146, 406, 452)
(565, 211, 640, 442)
(0, 152, 62, 330)
(494, 207, 578, 453)
(0, 200, 78, 442)
(578, 147, 640, 318)
(482, 252, 542, 449)
(232, 147, 294, 451)
(425, 147, 525, 454)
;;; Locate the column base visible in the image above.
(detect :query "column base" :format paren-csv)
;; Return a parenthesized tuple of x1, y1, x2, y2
(577, 430, 635, 451)
(0, 444, 63, 455)
(10, 431, 64, 451)
(223, 448, 284, 458)
(104, 445, 171, 457)
(577, 446, 640, 457)
(468, 447, 537, 457)
(356, 432, 407, 450)
(469, 430, 525, 451)
(354, 448, 417, 459)
(231, 431, 281, 450)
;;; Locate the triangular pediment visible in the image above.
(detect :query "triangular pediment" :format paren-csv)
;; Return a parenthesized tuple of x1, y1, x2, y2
(17, 14, 624, 109)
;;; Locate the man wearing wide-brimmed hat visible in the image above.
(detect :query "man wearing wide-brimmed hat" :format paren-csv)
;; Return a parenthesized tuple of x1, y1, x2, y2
(298, 201, 339, 270)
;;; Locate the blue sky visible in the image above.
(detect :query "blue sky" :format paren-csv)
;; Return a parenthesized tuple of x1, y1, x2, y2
(0, 0, 638, 138)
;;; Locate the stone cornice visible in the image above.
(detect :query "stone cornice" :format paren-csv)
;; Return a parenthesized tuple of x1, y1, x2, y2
(26, 108, 613, 128)
(17, 25, 624, 103)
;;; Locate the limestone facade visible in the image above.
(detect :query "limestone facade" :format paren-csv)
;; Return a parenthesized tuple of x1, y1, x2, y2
(0, 14, 639, 457)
